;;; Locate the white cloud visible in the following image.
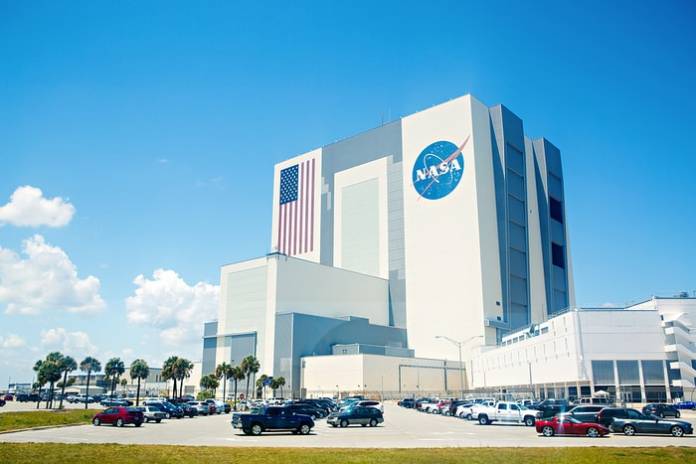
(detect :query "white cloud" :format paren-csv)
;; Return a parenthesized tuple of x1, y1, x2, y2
(126, 269, 218, 346)
(40, 328, 97, 357)
(0, 334, 26, 349)
(0, 235, 105, 315)
(0, 186, 75, 227)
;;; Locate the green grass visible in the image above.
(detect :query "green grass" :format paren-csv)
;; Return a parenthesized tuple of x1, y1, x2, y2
(0, 410, 99, 432)
(0, 444, 694, 464)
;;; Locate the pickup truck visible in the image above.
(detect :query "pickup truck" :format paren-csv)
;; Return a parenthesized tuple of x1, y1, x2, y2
(474, 401, 540, 426)
(232, 406, 314, 436)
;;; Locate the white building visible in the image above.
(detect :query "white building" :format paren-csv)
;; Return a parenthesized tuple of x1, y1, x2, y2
(467, 296, 696, 402)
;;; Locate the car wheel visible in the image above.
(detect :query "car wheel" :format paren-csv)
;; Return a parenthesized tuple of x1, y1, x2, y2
(671, 426, 685, 437)
(242, 428, 252, 435)
(93, 418, 100, 426)
(676, 411, 681, 419)
(251, 424, 263, 436)
(116, 418, 124, 427)
(524, 416, 535, 427)
(135, 422, 142, 427)
(340, 420, 349, 428)
(542, 426, 555, 437)
(165, 413, 171, 419)
(156, 419, 161, 423)
(361, 424, 367, 427)
(466, 414, 472, 420)
(369, 418, 378, 427)
(478, 416, 489, 425)
(586, 427, 600, 438)
(299, 424, 311, 435)
(660, 413, 665, 418)
(331, 424, 338, 428)
(623, 424, 636, 436)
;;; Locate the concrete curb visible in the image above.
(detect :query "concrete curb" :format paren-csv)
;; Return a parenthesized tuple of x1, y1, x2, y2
(0, 422, 88, 435)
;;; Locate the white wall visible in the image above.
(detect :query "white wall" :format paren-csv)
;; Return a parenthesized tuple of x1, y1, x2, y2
(333, 156, 389, 279)
(301, 354, 465, 395)
(400, 95, 502, 363)
(274, 255, 389, 326)
(469, 309, 667, 389)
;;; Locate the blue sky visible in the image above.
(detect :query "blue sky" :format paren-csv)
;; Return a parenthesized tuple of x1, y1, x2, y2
(1, 1, 695, 385)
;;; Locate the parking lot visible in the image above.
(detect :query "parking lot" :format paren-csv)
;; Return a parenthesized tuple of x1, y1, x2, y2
(1, 402, 695, 448)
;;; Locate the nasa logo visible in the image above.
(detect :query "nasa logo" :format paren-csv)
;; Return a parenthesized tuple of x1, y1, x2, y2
(412, 137, 468, 200)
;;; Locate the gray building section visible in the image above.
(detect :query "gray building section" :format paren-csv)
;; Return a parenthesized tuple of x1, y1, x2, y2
(202, 320, 257, 379)
(530, 138, 570, 314)
(319, 121, 408, 329)
(273, 312, 409, 397)
(489, 105, 531, 335)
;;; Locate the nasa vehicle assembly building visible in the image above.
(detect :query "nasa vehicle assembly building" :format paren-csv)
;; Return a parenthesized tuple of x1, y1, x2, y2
(201, 94, 693, 401)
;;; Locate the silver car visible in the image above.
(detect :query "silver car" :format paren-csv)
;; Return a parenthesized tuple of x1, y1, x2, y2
(188, 401, 210, 415)
(142, 405, 166, 423)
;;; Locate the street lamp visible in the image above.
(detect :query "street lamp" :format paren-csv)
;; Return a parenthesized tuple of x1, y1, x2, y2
(435, 335, 484, 398)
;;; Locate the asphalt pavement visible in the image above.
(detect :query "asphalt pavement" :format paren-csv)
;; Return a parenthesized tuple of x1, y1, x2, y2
(1, 402, 696, 447)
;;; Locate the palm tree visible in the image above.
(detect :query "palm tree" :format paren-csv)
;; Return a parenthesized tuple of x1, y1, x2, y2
(230, 366, 245, 410)
(176, 358, 193, 399)
(272, 376, 286, 398)
(43, 352, 64, 409)
(215, 362, 232, 401)
(33, 360, 43, 410)
(162, 356, 179, 399)
(256, 374, 268, 399)
(200, 374, 219, 395)
(241, 355, 259, 400)
(104, 357, 125, 400)
(79, 357, 101, 410)
(58, 356, 77, 409)
(129, 359, 149, 406)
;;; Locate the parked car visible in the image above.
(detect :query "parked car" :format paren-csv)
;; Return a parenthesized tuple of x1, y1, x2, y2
(296, 399, 334, 415)
(0, 398, 5, 407)
(676, 401, 696, 410)
(468, 400, 496, 420)
(609, 409, 693, 437)
(356, 400, 383, 413)
(232, 406, 314, 436)
(178, 402, 198, 418)
(92, 407, 144, 427)
(642, 403, 681, 419)
(455, 402, 476, 419)
(143, 400, 183, 419)
(101, 399, 132, 407)
(474, 401, 540, 426)
(188, 401, 211, 415)
(3, 393, 14, 401)
(564, 405, 605, 423)
(286, 403, 326, 420)
(214, 400, 227, 414)
(141, 405, 166, 423)
(536, 415, 609, 437)
(533, 399, 571, 418)
(327, 405, 384, 428)
(398, 398, 415, 408)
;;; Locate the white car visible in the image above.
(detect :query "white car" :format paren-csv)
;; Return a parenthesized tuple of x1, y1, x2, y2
(356, 400, 383, 412)
(474, 401, 540, 426)
(418, 399, 438, 413)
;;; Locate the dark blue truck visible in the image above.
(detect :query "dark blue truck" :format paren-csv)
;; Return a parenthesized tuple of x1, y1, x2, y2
(232, 406, 315, 436)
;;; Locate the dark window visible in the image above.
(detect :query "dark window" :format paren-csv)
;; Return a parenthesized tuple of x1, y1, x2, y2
(549, 197, 563, 223)
(551, 243, 565, 268)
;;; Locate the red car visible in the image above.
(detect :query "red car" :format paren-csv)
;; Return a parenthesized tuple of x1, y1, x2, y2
(536, 415, 609, 437)
(4, 394, 13, 401)
(92, 407, 144, 427)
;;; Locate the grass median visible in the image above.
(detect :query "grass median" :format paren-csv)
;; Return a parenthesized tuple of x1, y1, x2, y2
(0, 444, 694, 463)
(0, 409, 98, 433)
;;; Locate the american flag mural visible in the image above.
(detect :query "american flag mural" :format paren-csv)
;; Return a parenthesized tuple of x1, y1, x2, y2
(277, 158, 315, 255)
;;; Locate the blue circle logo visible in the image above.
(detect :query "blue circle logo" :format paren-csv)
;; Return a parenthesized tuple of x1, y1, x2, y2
(412, 140, 465, 200)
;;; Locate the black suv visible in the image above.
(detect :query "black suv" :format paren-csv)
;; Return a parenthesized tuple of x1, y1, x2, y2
(564, 405, 605, 423)
(642, 403, 681, 419)
(534, 399, 571, 418)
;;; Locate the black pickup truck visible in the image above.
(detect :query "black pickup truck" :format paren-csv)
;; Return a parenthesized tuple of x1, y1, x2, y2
(231, 406, 314, 436)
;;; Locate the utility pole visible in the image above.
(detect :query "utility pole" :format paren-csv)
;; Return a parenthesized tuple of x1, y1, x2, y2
(435, 335, 484, 398)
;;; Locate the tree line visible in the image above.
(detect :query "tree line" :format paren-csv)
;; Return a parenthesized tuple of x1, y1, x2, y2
(31, 352, 194, 409)
(198, 355, 285, 408)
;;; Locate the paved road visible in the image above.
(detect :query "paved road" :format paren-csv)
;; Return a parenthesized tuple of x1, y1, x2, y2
(1, 402, 695, 448)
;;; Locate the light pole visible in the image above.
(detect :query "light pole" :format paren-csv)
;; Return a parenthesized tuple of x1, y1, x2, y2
(435, 335, 484, 398)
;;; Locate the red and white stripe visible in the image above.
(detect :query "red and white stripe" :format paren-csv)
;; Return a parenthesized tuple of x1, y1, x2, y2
(277, 158, 315, 256)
